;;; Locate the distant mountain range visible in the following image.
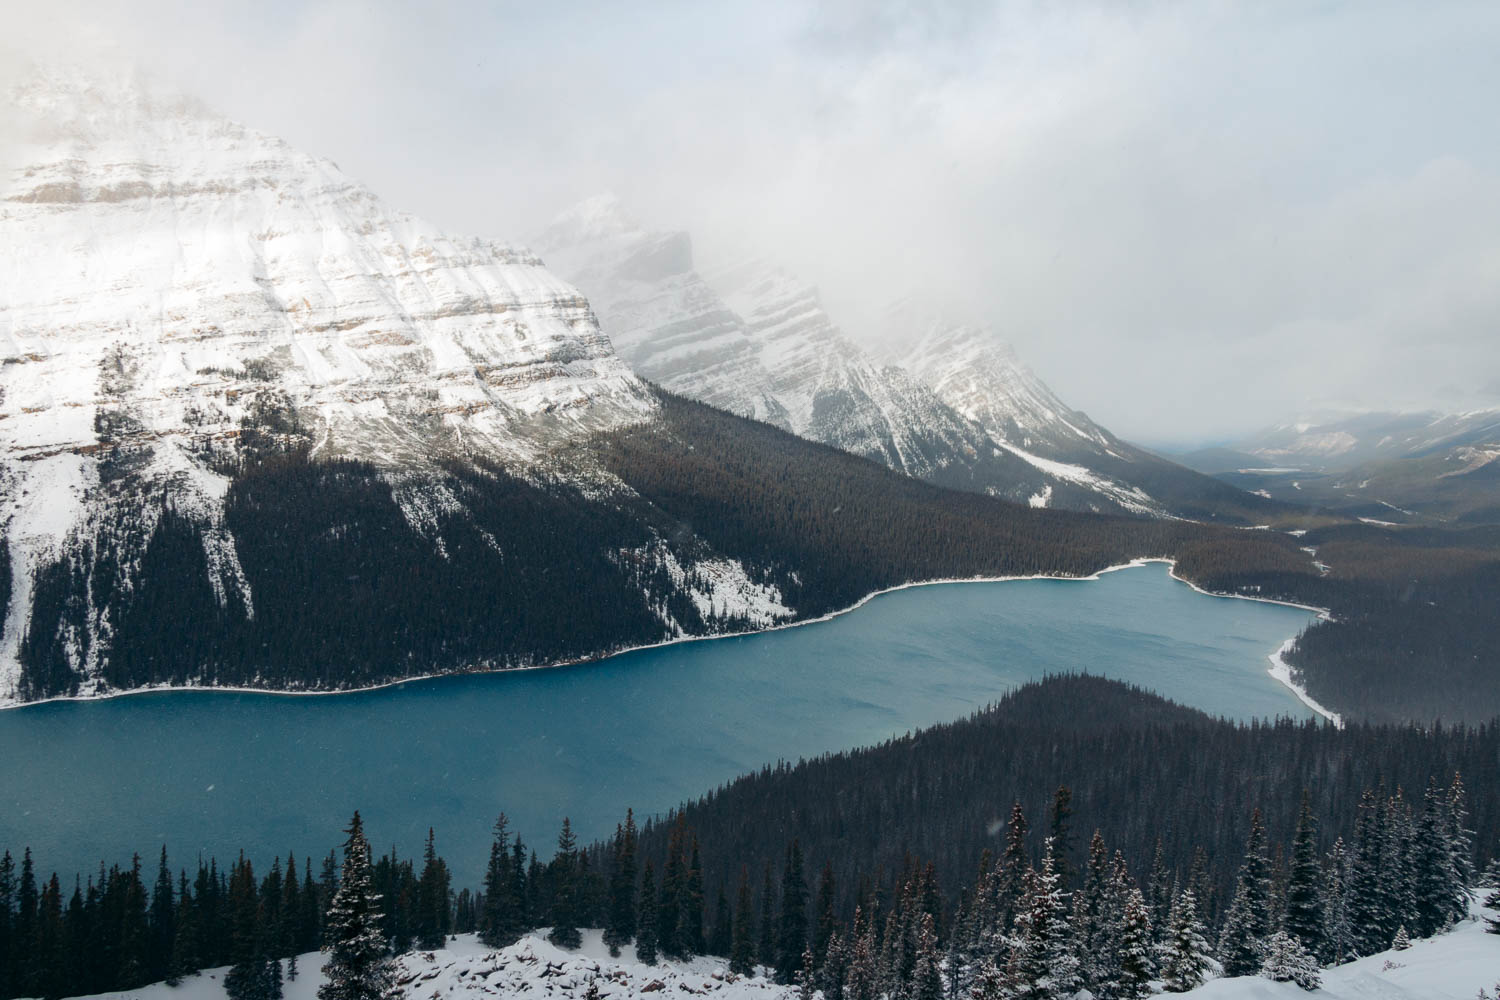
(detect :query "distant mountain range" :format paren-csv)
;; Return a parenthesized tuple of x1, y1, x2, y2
(534, 196, 1276, 523)
(1177, 409, 1500, 524)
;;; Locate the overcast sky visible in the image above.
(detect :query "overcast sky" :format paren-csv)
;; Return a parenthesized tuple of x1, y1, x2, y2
(6, 0, 1499, 445)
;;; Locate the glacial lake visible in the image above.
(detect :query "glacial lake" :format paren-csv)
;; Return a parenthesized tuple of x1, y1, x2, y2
(0, 563, 1316, 884)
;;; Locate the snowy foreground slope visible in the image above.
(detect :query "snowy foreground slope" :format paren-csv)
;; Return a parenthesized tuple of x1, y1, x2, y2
(69, 916, 1499, 1000)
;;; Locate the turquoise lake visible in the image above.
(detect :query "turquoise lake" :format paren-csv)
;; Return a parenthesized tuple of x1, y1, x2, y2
(0, 563, 1316, 884)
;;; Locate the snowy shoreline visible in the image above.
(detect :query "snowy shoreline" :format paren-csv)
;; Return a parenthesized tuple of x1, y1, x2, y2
(0, 558, 1334, 720)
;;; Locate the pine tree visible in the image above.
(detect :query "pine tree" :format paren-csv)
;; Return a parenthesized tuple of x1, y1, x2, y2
(1321, 838, 1355, 965)
(658, 816, 686, 959)
(776, 840, 810, 983)
(710, 888, 732, 957)
(635, 862, 659, 966)
(1007, 839, 1079, 1000)
(149, 847, 176, 984)
(730, 866, 757, 975)
(1392, 924, 1410, 950)
(999, 801, 1030, 927)
(844, 915, 880, 1000)
(1284, 791, 1324, 956)
(682, 838, 705, 957)
(318, 812, 395, 1000)
(1258, 930, 1320, 990)
(1146, 838, 1173, 947)
(1218, 885, 1262, 977)
(758, 862, 776, 970)
(548, 818, 582, 950)
(415, 829, 451, 949)
(1158, 889, 1211, 993)
(1049, 786, 1075, 892)
(811, 861, 837, 972)
(1116, 887, 1155, 1000)
(911, 913, 944, 1000)
(603, 811, 638, 956)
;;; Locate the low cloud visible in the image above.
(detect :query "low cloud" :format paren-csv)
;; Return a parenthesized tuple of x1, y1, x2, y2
(5, 0, 1498, 444)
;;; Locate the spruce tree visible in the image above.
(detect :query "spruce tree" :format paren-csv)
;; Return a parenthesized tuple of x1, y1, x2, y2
(682, 838, 705, 957)
(776, 840, 810, 983)
(730, 867, 756, 976)
(603, 811, 638, 956)
(149, 847, 176, 983)
(911, 913, 944, 1000)
(548, 818, 582, 950)
(635, 862, 659, 966)
(1049, 785, 1075, 892)
(999, 801, 1029, 926)
(1321, 838, 1354, 965)
(1284, 791, 1324, 956)
(0, 852, 13, 1000)
(1258, 930, 1320, 990)
(318, 812, 395, 1000)
(1158, 889, 1211, 993)
(813, 861, 837, 970)
(1116, 887, 1155, 1000)
(710, 888, 732, 957)
(758, 862, 776, 971)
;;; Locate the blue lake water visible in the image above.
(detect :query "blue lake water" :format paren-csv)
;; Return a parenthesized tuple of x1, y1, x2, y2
(0, 563, 1314, 884)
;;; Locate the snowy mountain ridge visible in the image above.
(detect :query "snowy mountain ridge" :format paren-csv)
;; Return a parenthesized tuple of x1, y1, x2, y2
(535, 198, 1186, 517)
(0, 68, 800, 704)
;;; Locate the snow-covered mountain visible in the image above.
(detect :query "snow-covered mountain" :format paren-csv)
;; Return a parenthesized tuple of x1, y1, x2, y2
(534, 199, 1241, 517)
(0, 68, 787, 704)
(534, 198, 1031, 495)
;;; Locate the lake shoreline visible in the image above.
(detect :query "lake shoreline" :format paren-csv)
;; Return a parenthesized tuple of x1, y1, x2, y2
(0, 558, 1333, 718)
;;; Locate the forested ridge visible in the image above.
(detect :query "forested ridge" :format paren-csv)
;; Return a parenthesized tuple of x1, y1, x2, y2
(1, 677, 1495, 999)
(9, 388, 1498, 724)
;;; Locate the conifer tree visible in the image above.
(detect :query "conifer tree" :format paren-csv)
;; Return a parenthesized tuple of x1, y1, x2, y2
(635, 862, 659, 966)
(758, 862, 776, 970)
(1283, 791, 1324, 956)
(1049, 786, 1075, 892)
(1007, 839, 1078, 1000)
(999, 802, 1029, 927)
(1146, 839, 1173, 946)
(1321, 838, 1354, 965)
(149, 847, 176, 984)
(813, 861, 837, 970)
(911, 913, 944, 1000)
(1258, 931, 1320, 990)
(1116, 887, 1155, 1000)
(843, 916, 880, 1000)
(603, 811, 637, 956)
(682, 838, 705, 957)
(318, 812, 394, 1000)
(730, 867, 756, 976)
(776, 840, 810, 983)
(710, 888, 732, 957)
(548, 818, 581, 950)
(1158, 889, 1211, 993)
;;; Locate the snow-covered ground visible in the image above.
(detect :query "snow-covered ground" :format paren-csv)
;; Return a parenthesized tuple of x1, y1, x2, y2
(72, 929, 791, 1000)
(1183, 906, 1498, 999)
(60, 899, 1499, 1000)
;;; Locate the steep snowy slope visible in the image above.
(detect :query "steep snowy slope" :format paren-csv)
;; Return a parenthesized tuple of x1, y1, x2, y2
(536, 200, 1187, 513)
(0, 68, 794, 704)
(888, 302, 1287, 522)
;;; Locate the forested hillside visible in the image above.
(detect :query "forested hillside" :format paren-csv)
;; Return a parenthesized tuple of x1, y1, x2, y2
(4, 677, 1495, 1000)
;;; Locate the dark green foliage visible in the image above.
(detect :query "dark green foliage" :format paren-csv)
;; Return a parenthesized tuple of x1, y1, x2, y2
(635, 862, 658, 965)
(775, 840, 808, 983)
(1284, 793, 1324, 955)
(624, 676, 1498, 935)
(730, 866, 756, 975)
